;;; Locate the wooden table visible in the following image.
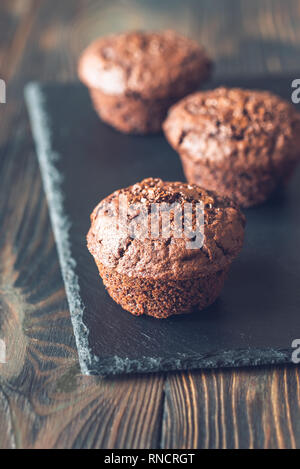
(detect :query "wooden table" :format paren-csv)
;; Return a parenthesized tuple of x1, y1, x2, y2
(0, 0, 300, 449)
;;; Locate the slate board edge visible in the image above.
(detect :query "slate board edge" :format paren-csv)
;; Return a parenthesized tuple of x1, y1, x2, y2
(86, 348, 293, 376)
(24, 82, 97, 376)
(24, 81, 295, 376)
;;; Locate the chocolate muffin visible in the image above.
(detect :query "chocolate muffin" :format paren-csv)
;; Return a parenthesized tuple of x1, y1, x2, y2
(163, 87, 300, 207)
(87, 178, 245, 318)
(78, 30, 212, 134)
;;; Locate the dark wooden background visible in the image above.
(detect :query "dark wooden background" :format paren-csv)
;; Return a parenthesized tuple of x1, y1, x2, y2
(1, 0, 300, 449)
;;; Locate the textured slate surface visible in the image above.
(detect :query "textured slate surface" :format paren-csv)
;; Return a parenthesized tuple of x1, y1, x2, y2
(25, 75, 300, 376)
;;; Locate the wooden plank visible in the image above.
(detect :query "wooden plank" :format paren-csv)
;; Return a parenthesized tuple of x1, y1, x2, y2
(163, 0, 300, 450)
(0, 0, 165, 449)
(162, 368, 300, 449)
(1, 0, 300, 449)
(0, 120, 166, 449)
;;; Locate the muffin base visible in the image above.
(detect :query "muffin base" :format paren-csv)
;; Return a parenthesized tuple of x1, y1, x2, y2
(96, 260, 229, 319)
(89, 88, 178, 134)
(180, 152, 299, 208)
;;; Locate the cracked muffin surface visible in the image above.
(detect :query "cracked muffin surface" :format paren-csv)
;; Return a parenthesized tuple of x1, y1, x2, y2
(87, 178, 245, 280)
(163, 87, 300, 206)
(78, 30, 212, 134)
(87, 178, 245, 317)
(78, 30, 211, 99)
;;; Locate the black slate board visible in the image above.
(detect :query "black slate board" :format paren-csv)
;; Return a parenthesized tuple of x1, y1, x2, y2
(25, 75, 300, 376)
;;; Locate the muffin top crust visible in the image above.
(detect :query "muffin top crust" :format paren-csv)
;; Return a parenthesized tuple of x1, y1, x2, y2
(87, 178, 245, 280)
(78, 30, 211, 99)
(163, 87, 300, 171)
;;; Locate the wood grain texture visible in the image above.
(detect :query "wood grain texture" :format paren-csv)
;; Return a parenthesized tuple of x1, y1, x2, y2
(162, 368, 300, 449)
(0, 0, 300, 449)
(0, 0, 164, 449)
